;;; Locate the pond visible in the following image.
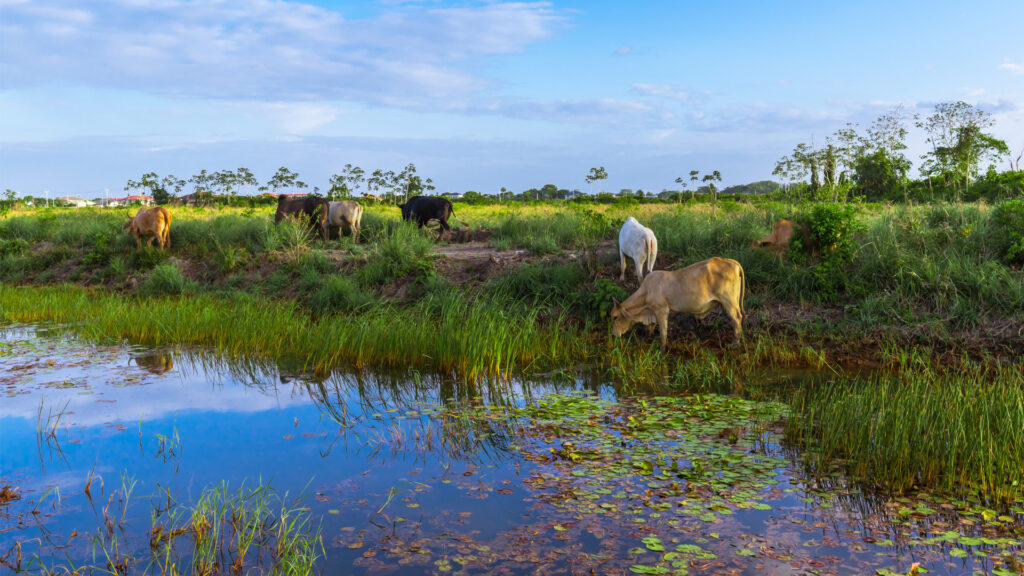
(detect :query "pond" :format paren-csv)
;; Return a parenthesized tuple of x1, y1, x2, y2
(2, 325, 1023, 575)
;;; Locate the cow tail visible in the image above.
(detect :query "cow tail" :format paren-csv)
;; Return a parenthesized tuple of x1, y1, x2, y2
(647, 235, 658, 274)
(449, 202, 470, 227)
(739, 263, 746, 314)
(164, 208, 172, 249)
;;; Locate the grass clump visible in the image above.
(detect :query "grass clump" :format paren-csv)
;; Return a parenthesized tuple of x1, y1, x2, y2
(786, 354, 1024, 502)
(140, 262, 190, 296)
(308, 275, 375, 312)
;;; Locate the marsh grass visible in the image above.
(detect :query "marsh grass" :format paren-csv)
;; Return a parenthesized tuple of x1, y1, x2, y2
(0, 284, 585, 381)
(786, 354, 1024, 502)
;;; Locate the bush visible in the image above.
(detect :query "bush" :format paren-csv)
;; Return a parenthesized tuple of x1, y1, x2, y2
(490, 262, 586, 306)
(129, 247, 170, 271)
(580, 278, 629, 319)
(309, 275, 375, 312)
(990, 199, 1024, 265)
(794, 202, 866, 300)
(140, 262, 189, 296)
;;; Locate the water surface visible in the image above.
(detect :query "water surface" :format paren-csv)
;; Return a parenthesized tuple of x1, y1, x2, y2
(2, 325, 1022, 575)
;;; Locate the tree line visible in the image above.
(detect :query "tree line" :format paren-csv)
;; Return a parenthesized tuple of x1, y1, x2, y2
(773, 101, 1023, 203)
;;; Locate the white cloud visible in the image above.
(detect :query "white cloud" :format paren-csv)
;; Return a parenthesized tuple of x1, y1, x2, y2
(1, 0, 562, 103)
(999, 59, 1024, 75)
(632, 83, 710, 105)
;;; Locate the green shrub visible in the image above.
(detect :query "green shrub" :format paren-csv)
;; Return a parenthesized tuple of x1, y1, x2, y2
(0, 238, 29, 256)
(990, 199, 1024, 265)
(794, 202, 866, 300)
(490, 262, 586, 305)
(140, 262, 189, 296)
(581, 278, 629, 319)
(309, 275, 375, 312)
(129, 247, 170, 271)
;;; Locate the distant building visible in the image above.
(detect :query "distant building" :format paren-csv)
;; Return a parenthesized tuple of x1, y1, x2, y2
(55, 196, 95, 207)
(99, 195, 153, 207)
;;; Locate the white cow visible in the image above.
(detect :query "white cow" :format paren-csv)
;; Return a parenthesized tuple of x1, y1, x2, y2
(618, 216, 658, 283)
(326, 200, 363, 243)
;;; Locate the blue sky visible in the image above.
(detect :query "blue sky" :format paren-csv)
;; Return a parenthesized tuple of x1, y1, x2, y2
(1, 0, 1022, 198)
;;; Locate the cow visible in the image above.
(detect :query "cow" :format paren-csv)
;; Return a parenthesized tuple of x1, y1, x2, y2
(275, 195, 329, 241)
(124, 206, 172, 250)
(751, 219, 807, 255)
(610, 257, 745, 351)
(397, 195, 462, 239)
(618, 216, 658, 283)
(326, 200, 363, 243)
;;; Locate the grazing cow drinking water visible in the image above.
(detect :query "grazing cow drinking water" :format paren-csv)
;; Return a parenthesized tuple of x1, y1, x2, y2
(124, 206, 172, 250)
(326, 200, 363, 243)
(610, 257, 745, 351)
(275, 195, 329, 241)
(618, 216, 658, 283)
(397, 196, 461, 238)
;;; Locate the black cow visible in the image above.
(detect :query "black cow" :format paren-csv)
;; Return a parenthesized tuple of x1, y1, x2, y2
(275, 195, 329, 241)
(397, 196, 458, 236)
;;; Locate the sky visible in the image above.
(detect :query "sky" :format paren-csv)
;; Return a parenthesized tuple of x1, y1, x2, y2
(1, 0, 1023, 198)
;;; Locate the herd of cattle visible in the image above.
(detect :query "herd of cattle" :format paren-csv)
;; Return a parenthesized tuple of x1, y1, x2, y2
(122, 197, 799, 349)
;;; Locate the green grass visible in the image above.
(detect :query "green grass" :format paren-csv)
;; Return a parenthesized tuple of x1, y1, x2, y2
(0, 284, 586, 381)
(786, 349, 1024, 502)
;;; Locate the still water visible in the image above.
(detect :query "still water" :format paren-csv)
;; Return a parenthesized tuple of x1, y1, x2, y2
(2, 325, 1022, 575)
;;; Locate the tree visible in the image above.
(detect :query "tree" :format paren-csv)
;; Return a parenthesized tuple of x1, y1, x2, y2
(159, 175, 185, 204)
(852, 150, 911, 200)
(918, 101, 1007, 199)
(265, 167, 307, 196)
(701, 170, 722, 201)
(585, 166, 608, 196)
(328, 164, 365, 200)
(235, 168, 258, 195)
(126, 172, 175, 205)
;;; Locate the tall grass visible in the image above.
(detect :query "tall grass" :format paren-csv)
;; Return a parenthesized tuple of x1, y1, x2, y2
(786, 353, 1024, 502)
(0, 284, 586, 381)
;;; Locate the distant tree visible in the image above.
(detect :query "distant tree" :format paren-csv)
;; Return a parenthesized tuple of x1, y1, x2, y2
(235, 168, 258, 195)
(159, 175, 185, 204)
(585, 166, 608, 196)
(263, 167, 307, 197)
(126, 171, 176, 205)
(702, 170, 722, 201)
(0, 189, 16, 217)
(853, 150, 911, 200)
(918, 101, 1008, 199)
(674, 176, 689, 203)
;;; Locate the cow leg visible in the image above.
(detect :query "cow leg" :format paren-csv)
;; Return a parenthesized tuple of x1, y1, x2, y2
(135, 236, 142, 250)
(657, 310, 670, 352)
(635, 258, 644, 284)
(726, 304, 743, 347)
(352, 222, 360, 243)
(619, 250, 626, 282)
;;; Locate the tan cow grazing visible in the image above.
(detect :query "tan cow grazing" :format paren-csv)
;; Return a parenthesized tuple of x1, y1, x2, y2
(751, 219, 806, 255)
(124, 206, 172, 250)
(327, 200, 363, 243)
(610, 257, 745, 351)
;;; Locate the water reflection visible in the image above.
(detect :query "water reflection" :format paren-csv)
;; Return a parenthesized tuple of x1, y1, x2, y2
(131, 350, 174, 374)
(3, 324, 1023, 575)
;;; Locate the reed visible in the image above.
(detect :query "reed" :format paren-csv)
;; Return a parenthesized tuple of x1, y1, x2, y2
(0, 284, 587, 381)
(786, 358, 1024, 502)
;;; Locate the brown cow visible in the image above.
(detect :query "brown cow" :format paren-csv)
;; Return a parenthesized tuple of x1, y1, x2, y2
(124, 206, 172, 250)
(610, 257, 745, 350)
(275, 195, 329, 241)
(751, 219, 807, 255)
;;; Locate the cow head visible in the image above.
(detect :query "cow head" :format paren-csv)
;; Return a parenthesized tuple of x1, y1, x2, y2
(397, 203, 410, 221)
(609, 300, 634, 338)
